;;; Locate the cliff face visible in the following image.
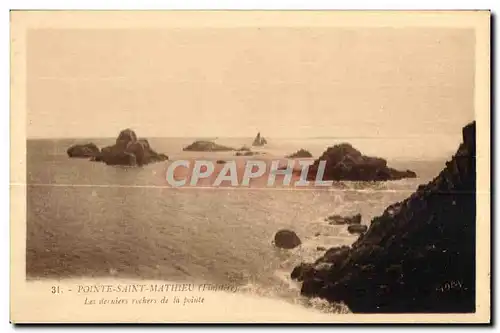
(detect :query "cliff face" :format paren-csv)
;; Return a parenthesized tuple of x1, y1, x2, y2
(293, 122, 476, 313)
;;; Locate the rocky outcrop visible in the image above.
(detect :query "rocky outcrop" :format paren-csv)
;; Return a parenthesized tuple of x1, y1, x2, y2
(326, 213, 362, 225)
(307, 143, 416, 181)
(67, 143, 100, 158)
(286, 149, 313, 158)
(183, 141, 235, 152)
(93, 129, 168, 166)
(252, 132, 268, 146)
(273, 229, 301, 249)
(293, 122, 476, 313)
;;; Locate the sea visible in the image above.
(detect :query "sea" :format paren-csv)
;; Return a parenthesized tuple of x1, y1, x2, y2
(25, 137, 447, 315)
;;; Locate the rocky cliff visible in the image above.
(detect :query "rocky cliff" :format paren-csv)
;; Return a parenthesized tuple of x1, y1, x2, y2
(293, 122, 476, 313)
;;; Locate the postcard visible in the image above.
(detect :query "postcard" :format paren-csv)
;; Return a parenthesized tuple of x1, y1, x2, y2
(10, 10, 491, 323)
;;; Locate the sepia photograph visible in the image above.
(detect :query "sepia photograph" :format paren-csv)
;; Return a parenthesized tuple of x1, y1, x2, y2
(10, 10, 491, 323)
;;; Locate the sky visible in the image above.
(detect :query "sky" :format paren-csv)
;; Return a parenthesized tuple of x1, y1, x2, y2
(27, 27, 475, 145)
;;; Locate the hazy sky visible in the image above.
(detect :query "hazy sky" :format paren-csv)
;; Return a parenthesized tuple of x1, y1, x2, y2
(27, 28, 475, 142)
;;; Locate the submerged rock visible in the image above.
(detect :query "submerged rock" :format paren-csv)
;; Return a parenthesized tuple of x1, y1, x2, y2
(326, 213, 362, 225)
(286, 149, 313, 158)
(307, 143, 416, 181)
(183, 141, 235, 152)
(67, 143, 100, 158)
(235, 151, 260, 157)
(293, 121, 477, 313)
(273, 229, 301, 249)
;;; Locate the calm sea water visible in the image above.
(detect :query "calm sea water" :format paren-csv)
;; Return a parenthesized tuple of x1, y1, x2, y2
(26, 137, 445, 313)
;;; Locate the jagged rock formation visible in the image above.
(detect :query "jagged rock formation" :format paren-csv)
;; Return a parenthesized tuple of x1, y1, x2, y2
(307, 143, 416, 181)
(183, 141, 235, 152)
(292, 122, 476, 313)
(274, 229, 302, 249)
(286, 149, 313, 158)
(72, 129, 168, 166)
(67, 143, 100, 158)
(252, 132, 268, 146)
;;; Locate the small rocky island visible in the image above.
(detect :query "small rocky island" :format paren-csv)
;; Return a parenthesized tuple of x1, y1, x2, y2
(252, 132, 268, 146)
(307, 143, 416, 181)
(286, 149, 313, 158)
(67, 143, 100, 158)
(183, 141, 235, 152)
(292, 122, 476, 313)
(67, 129, 168, 166)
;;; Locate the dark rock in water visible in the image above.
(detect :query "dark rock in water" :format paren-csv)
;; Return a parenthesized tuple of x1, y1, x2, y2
(235, 151, 260, 157)
(316, 246, 327, 251)
(244, 151, 259, 156)
(292, 121, 476, 313)
(216, 160, 226, 164)
(274, 229, 301, 249)
(306, 143, 416, 181)
(314, 232, 321, 237)
(96, 128, 168, 166)
(252, 132, 267, 146)
(237, 146, 251, 152)
(67, 143, 100, 158)
(286, 149, 313, 158)
(347, 224, 368, 234)
(183, 140, 235, 152)
(100, 147, 137, 166)
(327, 213, 362, 225)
